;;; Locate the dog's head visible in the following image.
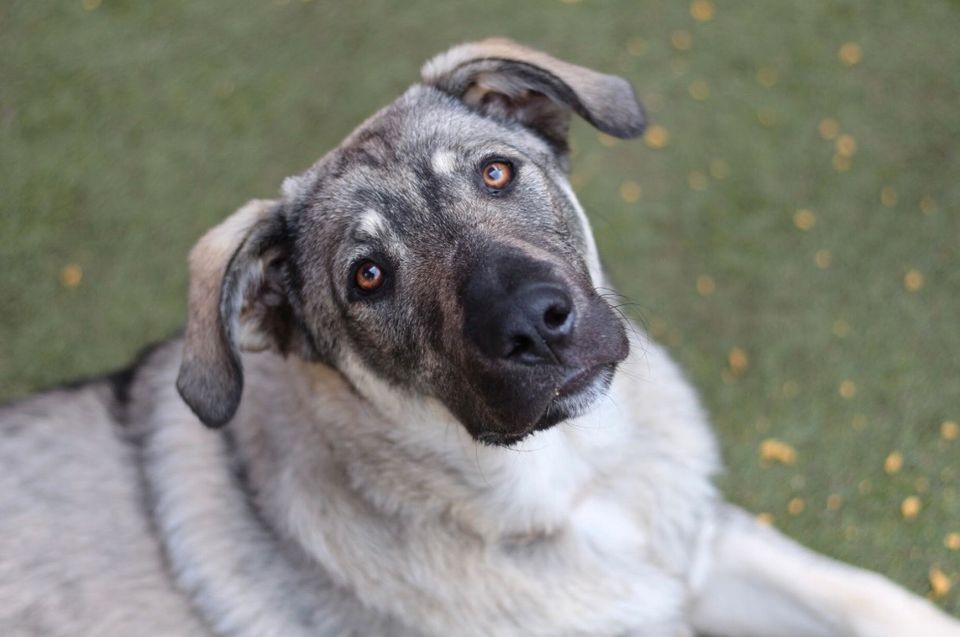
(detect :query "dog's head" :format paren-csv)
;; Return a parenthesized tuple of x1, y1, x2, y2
(176, 39, 645, 445)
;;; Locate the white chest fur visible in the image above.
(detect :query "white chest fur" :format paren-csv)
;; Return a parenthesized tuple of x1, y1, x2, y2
(144, 336, 719, 637)
(279, 335, 719, 636)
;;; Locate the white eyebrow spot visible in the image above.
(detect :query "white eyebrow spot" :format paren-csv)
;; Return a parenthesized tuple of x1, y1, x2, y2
(431, 149, 457, 175)
(357, 209, 388, 239)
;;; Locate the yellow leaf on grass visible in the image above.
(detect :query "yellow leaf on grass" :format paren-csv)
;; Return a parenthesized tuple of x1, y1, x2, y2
(759, 438, 796, 465)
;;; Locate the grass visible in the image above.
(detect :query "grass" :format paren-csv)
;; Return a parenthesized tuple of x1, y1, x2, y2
(1, 0, 958, 613)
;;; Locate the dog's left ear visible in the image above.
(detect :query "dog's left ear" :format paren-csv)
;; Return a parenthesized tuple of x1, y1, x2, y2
(176, 199, 301, 428)
(422, 38, 646, 151)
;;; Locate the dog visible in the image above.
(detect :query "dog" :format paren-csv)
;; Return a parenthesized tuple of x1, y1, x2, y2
(1, 38, 957, 637)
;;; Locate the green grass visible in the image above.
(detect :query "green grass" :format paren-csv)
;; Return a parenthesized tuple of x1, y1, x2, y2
(1, 0, 958, 613)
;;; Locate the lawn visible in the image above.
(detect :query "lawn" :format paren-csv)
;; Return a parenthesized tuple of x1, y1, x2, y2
(1, 0, 958, 613)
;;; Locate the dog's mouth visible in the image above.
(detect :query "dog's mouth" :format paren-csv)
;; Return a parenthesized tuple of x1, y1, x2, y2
(537, 362, 617, 427)
(557, 363, 610, 397)
(476, 362, 617, 447)
(452, 268, 630, 447)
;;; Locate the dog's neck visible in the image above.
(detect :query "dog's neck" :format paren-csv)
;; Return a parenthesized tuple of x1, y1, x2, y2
(145, 338, 720, 636)
(263, 355, 629, 541)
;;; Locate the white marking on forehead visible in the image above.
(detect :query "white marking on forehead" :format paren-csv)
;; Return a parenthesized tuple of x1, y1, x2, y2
(431, 149, 457, 175)
(357, 209, 389, 239)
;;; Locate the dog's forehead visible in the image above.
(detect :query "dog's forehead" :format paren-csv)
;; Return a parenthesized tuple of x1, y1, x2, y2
(384, 86, 554, 156)
(349, 88, 552, 179)
(292, 85, 561, 250)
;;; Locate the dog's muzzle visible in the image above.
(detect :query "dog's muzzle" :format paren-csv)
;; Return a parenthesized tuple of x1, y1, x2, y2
(455, 243, 629, 444)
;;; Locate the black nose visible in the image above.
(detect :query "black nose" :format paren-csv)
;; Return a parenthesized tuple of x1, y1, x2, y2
(462, 248, 576, 365)
(500, 283, 574, 362)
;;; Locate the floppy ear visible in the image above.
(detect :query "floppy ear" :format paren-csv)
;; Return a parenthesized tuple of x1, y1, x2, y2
(421, 38, 646, 151)
(176, 199, 298, 428)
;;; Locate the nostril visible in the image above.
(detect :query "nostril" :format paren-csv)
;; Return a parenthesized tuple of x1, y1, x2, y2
(505, 334, 536, 360)
(542, 302, 572, 334)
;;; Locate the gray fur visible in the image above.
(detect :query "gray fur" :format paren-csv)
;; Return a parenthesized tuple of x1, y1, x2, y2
(2, 39, 958, 637)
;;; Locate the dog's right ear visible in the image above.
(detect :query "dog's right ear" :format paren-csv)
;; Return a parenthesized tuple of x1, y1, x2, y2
(422, 38, 646, 152)
(176, 199, 295, 428)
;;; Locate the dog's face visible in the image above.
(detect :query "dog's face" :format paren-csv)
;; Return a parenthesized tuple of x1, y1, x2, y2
(177, 39, 646, 445)
(290, 89, 633, 445)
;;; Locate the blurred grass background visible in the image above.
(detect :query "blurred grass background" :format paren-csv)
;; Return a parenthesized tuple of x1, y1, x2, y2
(1, 0, 958, 612)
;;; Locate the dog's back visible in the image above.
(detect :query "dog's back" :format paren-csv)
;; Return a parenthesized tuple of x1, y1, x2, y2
(0, 378, 207, 635)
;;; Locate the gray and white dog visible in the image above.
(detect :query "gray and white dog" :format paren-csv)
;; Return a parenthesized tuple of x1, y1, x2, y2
(1, 39, 957, 637)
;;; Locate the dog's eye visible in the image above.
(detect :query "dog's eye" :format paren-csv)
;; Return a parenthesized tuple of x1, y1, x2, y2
(481, 161, 513, 191)
(354, 260, 385, 292)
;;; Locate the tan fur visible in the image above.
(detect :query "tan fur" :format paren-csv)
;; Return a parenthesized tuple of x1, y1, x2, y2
(181, 199, 276, 370)
(422, 37, 645, 140)
(422, 37, 619, 115)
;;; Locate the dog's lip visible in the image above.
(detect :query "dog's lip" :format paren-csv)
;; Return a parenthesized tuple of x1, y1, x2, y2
(555, 363, 607, 398)
(476, 363, 615, 447)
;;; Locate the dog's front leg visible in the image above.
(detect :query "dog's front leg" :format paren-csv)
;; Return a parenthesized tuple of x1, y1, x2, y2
(688, 504, 960, 637)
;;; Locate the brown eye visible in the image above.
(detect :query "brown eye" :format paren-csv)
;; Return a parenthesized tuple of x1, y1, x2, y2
(481, 161, 513, 190)
(355, 260, 385, 292)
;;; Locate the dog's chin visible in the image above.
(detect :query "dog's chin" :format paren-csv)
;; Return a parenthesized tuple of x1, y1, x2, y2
(475, 363, 618, 447)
